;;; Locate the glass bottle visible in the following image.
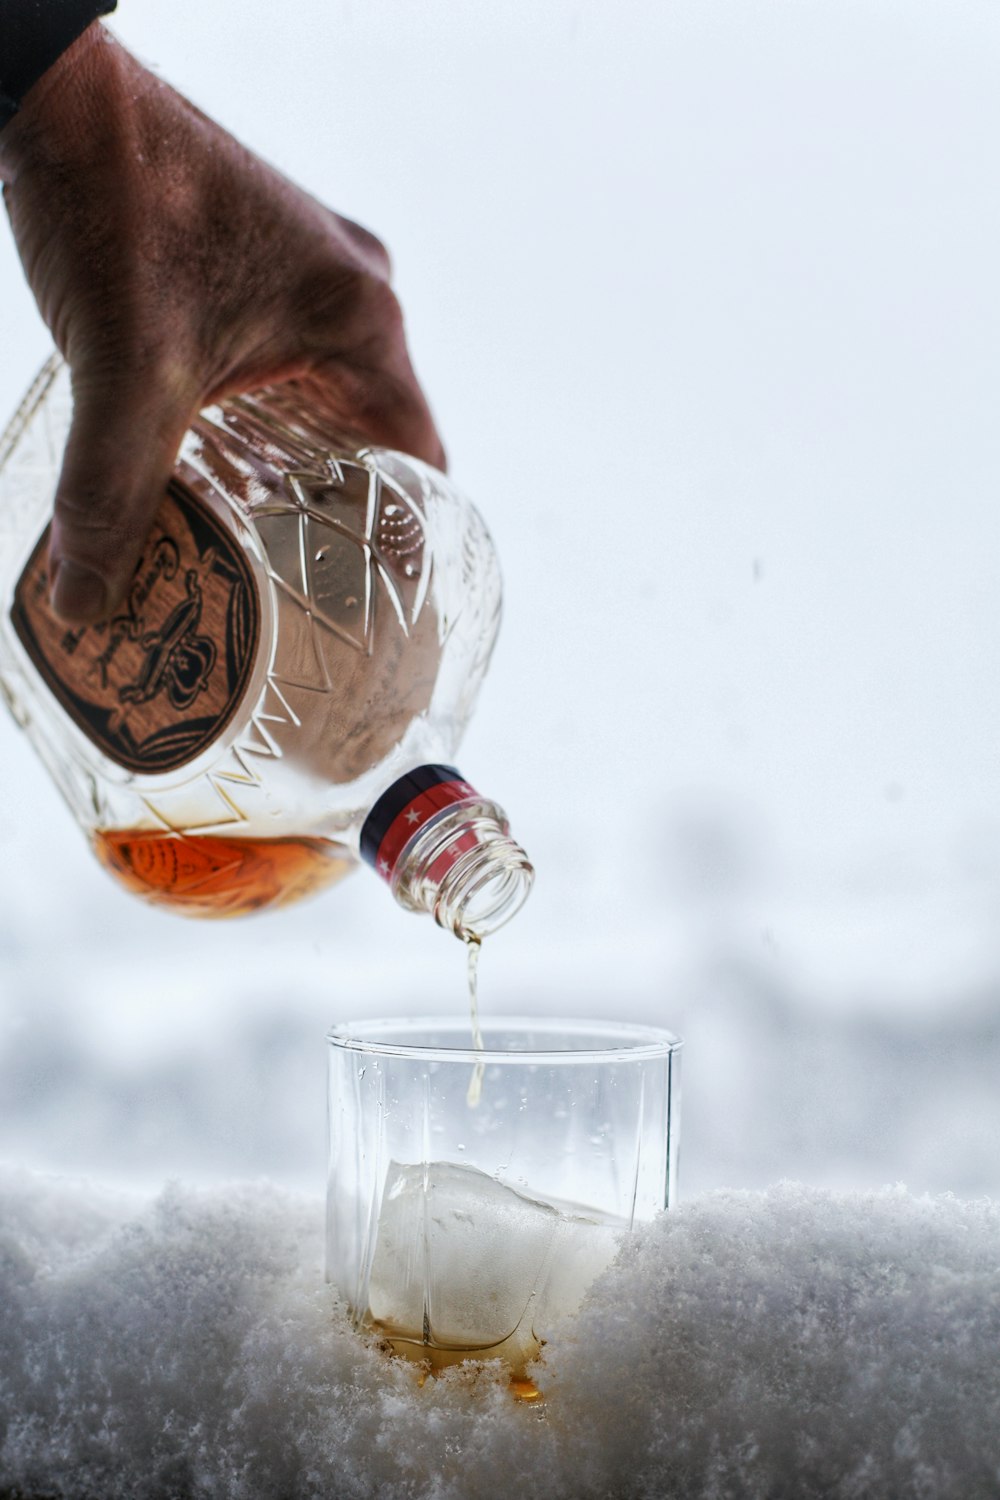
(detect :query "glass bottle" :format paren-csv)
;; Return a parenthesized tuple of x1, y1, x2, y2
(0, 358, 533, 936)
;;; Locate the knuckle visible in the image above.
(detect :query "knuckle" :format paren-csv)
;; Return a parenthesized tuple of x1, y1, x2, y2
(55, 486, 118, 529)
(363, 278, 405, 341)
(336, 365, 421, 436)
(350, 276, 407, 360)
(339, 215, 393, 278)
(54, 494, 145, 554)
(307, 264, 404, 347)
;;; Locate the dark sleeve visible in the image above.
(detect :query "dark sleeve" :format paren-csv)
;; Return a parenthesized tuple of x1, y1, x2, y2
(0, 0, 118, 130)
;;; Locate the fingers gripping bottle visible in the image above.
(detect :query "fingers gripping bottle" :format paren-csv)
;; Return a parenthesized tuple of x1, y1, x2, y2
(0, 359, 533, 936)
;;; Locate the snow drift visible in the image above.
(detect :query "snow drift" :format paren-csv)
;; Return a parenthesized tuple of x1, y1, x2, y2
(2, 1170, 999, 1499)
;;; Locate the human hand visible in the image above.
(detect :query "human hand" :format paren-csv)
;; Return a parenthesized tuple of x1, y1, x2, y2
(0, 23, 445, 625)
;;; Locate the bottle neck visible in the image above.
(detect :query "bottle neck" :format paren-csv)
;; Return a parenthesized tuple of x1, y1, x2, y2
(360, 765, 533, 939)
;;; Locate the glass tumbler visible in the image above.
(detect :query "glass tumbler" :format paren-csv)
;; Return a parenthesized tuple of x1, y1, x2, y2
(326, 1017, 682, 1382)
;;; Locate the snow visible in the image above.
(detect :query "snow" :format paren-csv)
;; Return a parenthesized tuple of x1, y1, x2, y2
(2, 1169, 999, 1500)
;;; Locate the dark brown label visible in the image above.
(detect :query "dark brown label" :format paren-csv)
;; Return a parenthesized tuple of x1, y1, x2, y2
(11, 481, 260, 774)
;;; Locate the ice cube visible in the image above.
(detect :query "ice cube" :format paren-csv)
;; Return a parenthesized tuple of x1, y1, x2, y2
(540, 1204, 625, 1327)
(366, 1161, 623, 1356)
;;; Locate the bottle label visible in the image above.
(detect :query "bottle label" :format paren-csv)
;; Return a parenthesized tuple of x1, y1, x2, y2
(360, 764, 479, 881)
(10, 480, 260, 774)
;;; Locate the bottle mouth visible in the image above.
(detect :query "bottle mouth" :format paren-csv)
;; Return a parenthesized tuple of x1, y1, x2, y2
(376, 771, 535, 939)
(390, 802, 534, 939)
(435, 838, 535, 939)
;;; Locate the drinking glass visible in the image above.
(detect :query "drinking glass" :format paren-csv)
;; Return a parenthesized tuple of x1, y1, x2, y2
(326, 1016, 681, 1386)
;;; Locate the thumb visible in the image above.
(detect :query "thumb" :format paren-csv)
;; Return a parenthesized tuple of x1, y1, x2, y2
(48, 367, 196, 625)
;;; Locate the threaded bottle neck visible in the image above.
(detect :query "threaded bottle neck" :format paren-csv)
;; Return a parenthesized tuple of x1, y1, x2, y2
(360, 765, 533, 939)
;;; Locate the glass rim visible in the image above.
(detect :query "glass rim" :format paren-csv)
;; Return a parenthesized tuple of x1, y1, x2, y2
(326, 1015, 683, 1065)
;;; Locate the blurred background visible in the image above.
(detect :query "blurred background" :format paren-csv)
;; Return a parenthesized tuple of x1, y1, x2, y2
(1, 0, 999, 1200)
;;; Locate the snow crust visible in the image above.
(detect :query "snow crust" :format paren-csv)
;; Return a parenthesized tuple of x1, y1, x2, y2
(2, 1169, 999, 1499)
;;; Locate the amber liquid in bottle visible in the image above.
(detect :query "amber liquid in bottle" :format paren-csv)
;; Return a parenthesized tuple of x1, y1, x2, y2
(92, 829, 353, 918)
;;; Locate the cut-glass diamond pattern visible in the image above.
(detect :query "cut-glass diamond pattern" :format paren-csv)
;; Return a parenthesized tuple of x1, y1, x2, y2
(262, 458, 428, 660)
(304, 520, 371, 651)
(142, 776, 248, 833)
(213, 457, 432, 815)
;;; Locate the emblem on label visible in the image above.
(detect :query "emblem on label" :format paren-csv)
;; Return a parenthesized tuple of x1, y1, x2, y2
(10, 481, 260, 773)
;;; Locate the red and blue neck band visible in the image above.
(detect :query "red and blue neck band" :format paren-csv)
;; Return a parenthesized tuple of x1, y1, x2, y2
(360, 764, 480, 884)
